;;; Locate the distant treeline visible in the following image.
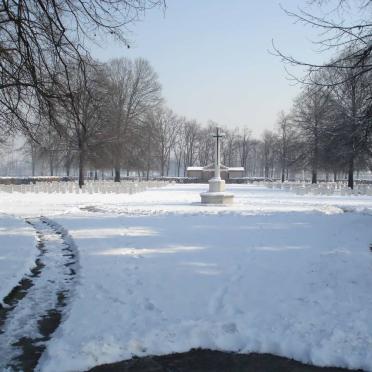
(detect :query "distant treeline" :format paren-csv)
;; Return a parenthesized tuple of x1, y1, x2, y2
(0, 1, 370, 188)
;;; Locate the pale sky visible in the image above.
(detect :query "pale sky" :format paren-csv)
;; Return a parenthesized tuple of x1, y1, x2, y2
(90, 1, 334, 137)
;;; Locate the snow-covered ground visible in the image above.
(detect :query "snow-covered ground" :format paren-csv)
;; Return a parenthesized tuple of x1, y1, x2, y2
(1, 183, 372, 371)
(0, 214, 36, 303)
(1, 183, 372, 217)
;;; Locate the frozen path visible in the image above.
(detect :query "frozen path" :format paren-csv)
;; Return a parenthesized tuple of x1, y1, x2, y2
(0, 217, 78, 371)
(40, 211, 372, 372)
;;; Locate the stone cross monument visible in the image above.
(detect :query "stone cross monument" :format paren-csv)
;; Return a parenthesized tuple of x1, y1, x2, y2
(213, 127, 223, 180)
(200, 127, 234, 204)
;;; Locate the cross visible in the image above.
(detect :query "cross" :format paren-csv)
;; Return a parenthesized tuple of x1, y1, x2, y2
(212, 127, 225, 179)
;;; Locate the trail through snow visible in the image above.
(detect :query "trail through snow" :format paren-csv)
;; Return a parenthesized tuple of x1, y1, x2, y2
(0, 218, 78, 371)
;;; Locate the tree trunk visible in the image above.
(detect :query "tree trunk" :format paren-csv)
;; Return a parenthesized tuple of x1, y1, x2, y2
(31, 156, 36, 177)
(30, 142, 36, 177)
(114, 168, 121, 182)
(348, 80, 356, 190)
(312, 170, 317, 184)
(311, 130, 319, 183)
(78, 148, 85, 188)
(160, 155, 165, 177)
(166, 162, 170, 176)
(66, 162, 70, 177)
(348, 157, 354, 189)
(49, 156, 54, 177)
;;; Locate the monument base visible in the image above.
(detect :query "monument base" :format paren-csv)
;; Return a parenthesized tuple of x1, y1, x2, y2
(200, 177, 234, 204)
(208, 177, 225, 192)
(200, 191, 234, 204)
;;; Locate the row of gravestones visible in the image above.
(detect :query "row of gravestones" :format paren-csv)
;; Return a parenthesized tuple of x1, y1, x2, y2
(0, 180, 169, 194)
(266, 182, 372, 196)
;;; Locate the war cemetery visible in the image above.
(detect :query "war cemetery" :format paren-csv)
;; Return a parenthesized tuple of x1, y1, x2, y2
(0, 1, 372, 372)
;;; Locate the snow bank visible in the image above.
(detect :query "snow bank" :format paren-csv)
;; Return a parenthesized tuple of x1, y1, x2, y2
(39, 211, 372, 371)
(0, 214, 37, 303)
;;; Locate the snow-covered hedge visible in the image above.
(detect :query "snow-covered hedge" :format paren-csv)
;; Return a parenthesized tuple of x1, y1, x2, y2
(266, 181, 372, 196)
(0, 180, 169, 194)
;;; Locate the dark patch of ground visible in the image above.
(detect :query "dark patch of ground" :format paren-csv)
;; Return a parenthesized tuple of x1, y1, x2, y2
(87, 349, 365, 372)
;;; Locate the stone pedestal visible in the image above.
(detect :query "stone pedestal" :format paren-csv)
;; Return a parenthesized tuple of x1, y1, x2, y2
(200, 178, 234, 205)
(208, 178, 225, 192)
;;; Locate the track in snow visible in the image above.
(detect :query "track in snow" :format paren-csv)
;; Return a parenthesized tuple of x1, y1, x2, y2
(0, 217, 78, 371)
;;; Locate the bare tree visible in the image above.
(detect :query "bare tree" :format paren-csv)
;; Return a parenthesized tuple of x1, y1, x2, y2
(197, 122, 215, 167)
(173, 118, 187, 177)
(245, 139, 261, 177)
(261, 130, 277, 179)
(292, 84, 334, 183)
(139, 116, 157, 180)
(182, 120, 200, 175)
(326, 58, 372, 188)
(0, 0, 164, 133)
(52, 61, 111, 187)
(106, 57, 162, 181)
(236, 127, 252, 175)
(151, 107, 179, 176)
(277, 112, 290, 182)
(221, 127, 239, 167)
(274, 1, 372, 80)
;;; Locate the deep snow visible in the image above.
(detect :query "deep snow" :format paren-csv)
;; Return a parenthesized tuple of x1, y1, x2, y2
(0, 183, 372, 371)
